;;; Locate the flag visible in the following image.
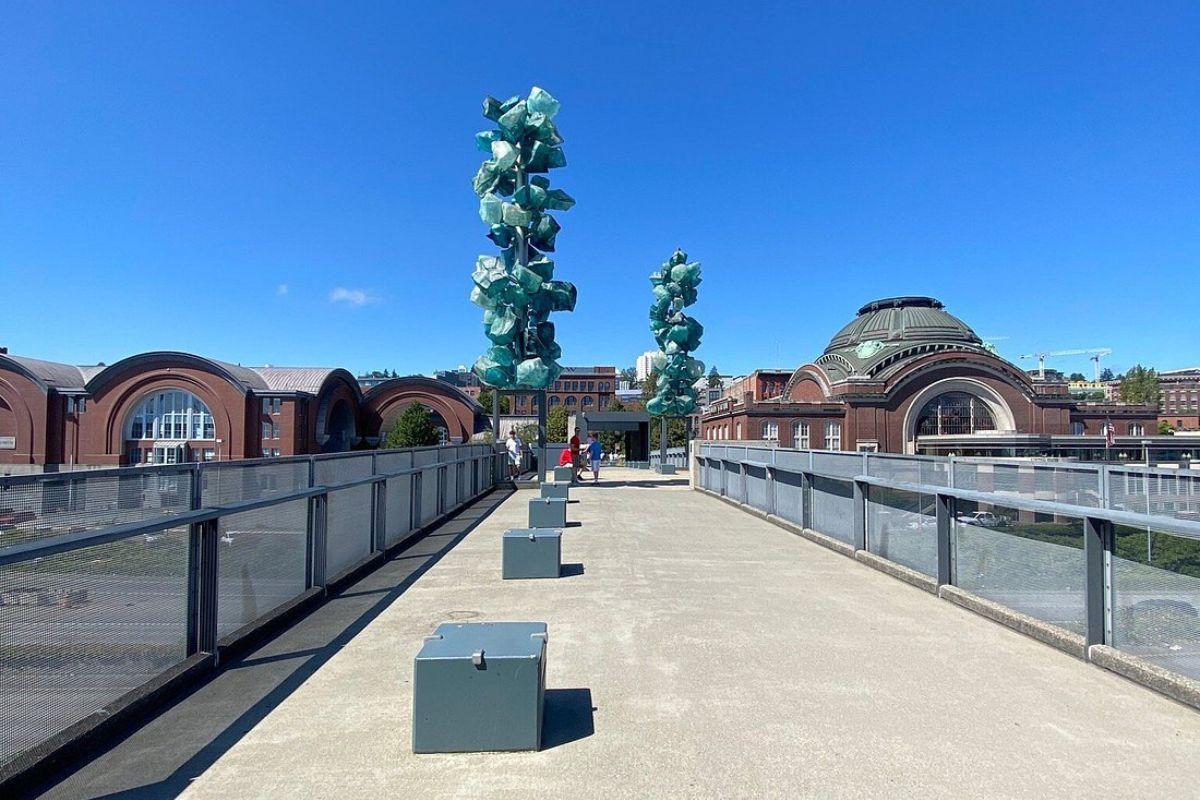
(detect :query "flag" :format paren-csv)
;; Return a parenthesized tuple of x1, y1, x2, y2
(1103, 420, 1115, 448)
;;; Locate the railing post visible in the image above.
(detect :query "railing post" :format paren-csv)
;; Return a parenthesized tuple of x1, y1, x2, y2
(188, 518, 219, 657)
(801, 471, 812, 530)
(936, 492, 954, 586)
(1084, 515, 1112, 648)
(373, 479, 387, 551)
(412, 471, 422, 529)
(852, 479, 867, 551)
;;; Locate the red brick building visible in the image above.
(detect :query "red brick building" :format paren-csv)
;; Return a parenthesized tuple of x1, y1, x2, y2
(1160, 367, 1200, 432)
(700, 297, 1173, 460)
(436, 365, 618, 417)
(0, 349, 487, 470)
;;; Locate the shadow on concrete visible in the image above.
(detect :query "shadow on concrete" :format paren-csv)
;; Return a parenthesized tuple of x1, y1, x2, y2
(593, 478, 690, 489)
(541, 688, 595, 750)
(563, 521, 583, 528)
(29, 488, 514, 800)
(559, 563, 585, 577)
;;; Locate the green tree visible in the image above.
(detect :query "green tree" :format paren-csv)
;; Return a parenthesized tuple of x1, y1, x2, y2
(607, 397, 627, 412)
(477, 388, 511, 414)
(650, 417, 689, 449)
(707, 365, 722, 388)
(547, 405, 569, 441)
(1100, 368, 1116, 382)
(1068, 372, 1087, 382)
(641, 370, 658, 404)
(1120, 365, 1161, 405)
(1159, 420, 1175, 435)
(382, 404, 440, 449)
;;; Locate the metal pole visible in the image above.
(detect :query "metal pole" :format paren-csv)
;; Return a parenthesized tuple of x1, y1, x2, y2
(492, 390, 502, 482)
(660, 416, 668, 468)
(1083, 515, 1109, 647)
(537, 389, 547, 483)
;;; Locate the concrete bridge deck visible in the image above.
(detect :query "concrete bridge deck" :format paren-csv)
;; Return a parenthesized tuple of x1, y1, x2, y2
(39, 470, 1200, 798)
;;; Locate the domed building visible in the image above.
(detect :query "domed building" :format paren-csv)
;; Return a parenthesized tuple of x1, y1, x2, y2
(701, 297, 1170, 460)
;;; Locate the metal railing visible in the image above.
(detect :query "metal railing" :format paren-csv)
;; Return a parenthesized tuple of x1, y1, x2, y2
(0, 444, 502, 772)
(696, 444, 1200, 689)
(649, 446, 689, 470)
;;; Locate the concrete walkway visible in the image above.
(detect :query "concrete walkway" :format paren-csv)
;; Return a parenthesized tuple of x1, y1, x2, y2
(175, 470, 1199, 799)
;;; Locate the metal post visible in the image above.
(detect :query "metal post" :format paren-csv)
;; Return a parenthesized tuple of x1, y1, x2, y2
(493, 390, 502, 483)
(766, 466, 776, 516)
(801, 472, 812, 530)
(537, 389, 547, 483)
(373, 479, 387, 551)
(936, 492, 954, 586)
(312, 494, 328, 589)
(188, 519, 219, 657)
(660, 416, 668, 469)
(1084, 515, 1110, 648)
(852, 480, 867, 551)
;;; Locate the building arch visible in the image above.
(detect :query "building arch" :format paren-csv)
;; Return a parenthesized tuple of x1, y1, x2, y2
(361, 376, 484, 445)
(900, 377, 1016, 453)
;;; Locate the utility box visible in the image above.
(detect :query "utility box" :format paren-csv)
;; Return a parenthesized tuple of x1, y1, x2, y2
(656, 464, 677, 475)
(540, 482, 569, 501)
(529, 497, 567, 528)
(412, 621, 548, 753)
(553, 465, 574, 482)
(503, 528, 562, 579)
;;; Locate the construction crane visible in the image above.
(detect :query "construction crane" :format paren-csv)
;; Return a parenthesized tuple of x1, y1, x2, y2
(1019, 348, 1113, 381)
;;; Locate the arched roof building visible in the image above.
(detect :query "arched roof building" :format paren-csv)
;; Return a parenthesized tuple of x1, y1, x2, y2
(701, 297, 1164, 459)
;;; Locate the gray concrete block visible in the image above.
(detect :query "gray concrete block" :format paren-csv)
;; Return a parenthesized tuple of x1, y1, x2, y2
(503, 529, 562, 579)
(540, 482, 569, 501)
(553, 466, 574, 482)
(656, 464, 677, 475)
(1088, 644, 1200, 711)
(939, 584, 1087, 659)
(412, 622, 547, 753)
(529, 497, 567, 528)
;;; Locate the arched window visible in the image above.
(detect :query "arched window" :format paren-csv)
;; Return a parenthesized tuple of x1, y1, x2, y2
(735, 422, 742, 439)
(566, 396, 578, 408)
(582, 396, 594, 407)
(549, 396, 561, 406)
(761, 420, 778, 441)
(1071, 421, 1085, 435)
(794, 421, 810, 449)
(126, 389, 215, 441)
(914, 392, 996, 437)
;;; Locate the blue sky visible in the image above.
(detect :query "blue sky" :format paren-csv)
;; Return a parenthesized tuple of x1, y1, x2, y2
(2, 2, 1197, 378)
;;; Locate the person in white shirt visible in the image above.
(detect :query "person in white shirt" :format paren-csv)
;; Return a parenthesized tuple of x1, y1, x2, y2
(505, 429, 522, 479)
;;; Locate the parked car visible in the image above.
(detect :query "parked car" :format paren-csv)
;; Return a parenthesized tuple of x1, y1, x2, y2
(0, 508, 36, 528)
(956, 511, 1007, 528)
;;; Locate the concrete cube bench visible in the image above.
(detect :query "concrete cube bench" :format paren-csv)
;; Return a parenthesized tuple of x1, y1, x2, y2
(503, 528, 562, 579)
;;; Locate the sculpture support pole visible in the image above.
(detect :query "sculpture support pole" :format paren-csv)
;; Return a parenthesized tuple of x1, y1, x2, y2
(660, 416, 668, 467)
(493, 391, 502, 482)
(537, 390, 547, 483)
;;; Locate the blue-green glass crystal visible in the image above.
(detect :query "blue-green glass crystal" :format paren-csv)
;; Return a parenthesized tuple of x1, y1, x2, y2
(527, 86, 561, 118)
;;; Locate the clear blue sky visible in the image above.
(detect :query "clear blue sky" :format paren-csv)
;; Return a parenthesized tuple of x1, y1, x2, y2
(2, 2, 1197, 379)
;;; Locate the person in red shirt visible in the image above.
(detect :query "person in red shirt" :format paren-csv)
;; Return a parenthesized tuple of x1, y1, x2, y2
(558, 447, 573, 466)
(569, 428, 582, 482)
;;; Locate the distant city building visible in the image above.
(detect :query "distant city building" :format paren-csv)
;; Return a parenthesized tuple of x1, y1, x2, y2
(469, 366, 619, 416)
(1068, 380, 1120, 401)
(0, 348, 488, 472)
(700, 297, 1184, 462)
(635, 351, 658, 381)
(1160, 367, 1200, 431)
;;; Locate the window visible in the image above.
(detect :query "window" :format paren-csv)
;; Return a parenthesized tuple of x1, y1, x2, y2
(1129, 423, 1145, 436)
(550, 396, 561, 406)
(1071, 421, 1085, 435)
(125, 389, 216, 441)
(825, 421, 842, 451)
(735, 422, 742, 439)
(914, 392, 996, 436)
(582, 396, 594, 407)
(262, 398, 271, 415)
(761, 421, 778, 441)
(794, 421, 810, 449)
(566, 396, 577, 408)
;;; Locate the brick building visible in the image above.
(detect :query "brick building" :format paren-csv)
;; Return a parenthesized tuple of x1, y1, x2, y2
(0, 349, 488, 471)
(700, 297, 1180, 461)
(462, 365, 619, 417)
(1159, 367, 1200, 431)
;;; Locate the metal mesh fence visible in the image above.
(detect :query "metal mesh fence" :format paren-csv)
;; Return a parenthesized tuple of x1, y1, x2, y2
(1111, 524, 1200, 681)
(324, 485, 374, 579)
(0, 525, 189, 767)
(866, 487, 937, 576)
(744, 464, 769, 511)
(773, 469, 804, 526)
(811, 451, 864, 480)
(953, 461, 1102, 508)
(201, 460, 309, 507)
(384, 475, 414, 546)
(953, 505, 1086, 635)
(810, 476, 854, 544)
(419, 468, 439, 525)
(724, 461, 744, 503)
(0, 468, 193, 548)
(866, 454, 951, 488)
(216, 500, 308, 640)
(314, 454, 373, 488)
(1108, 468, 1200, 520)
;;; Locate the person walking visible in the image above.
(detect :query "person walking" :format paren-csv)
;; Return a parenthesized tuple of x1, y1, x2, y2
(586, 432, 604, 482)
(506, 429, 522, 480)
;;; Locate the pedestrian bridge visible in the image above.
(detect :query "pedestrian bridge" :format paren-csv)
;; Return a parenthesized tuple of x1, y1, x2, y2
(4, 447, 1200, 798)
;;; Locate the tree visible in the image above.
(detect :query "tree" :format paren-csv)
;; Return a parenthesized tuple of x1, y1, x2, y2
(547, 405, 569, 442)
(607, 397, 627, 412)
(1120, 365, 1161, 405)
(641, 370, 658, 404)
(382, 404, 440, 448)
(1159, 420, 1175, 435)
(1099, 368, 1115, 382)
(707, 365, 722, 388)
(1068, 372, 1087, 382)
(619, 366, 637, 383)
(650, 416, 689, 449)
(477, 388, 511, 414)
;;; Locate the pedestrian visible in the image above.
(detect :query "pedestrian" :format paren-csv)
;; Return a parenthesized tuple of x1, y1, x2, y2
(506, 429, 522, 480)
(569, 427, 583, 482)
(587, 432, 604, 482)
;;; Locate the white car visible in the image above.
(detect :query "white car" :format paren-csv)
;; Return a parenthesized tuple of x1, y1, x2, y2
(957, 511, 1006, 528)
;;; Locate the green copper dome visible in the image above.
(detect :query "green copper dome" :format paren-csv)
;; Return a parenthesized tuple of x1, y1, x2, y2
(817, 297, 988, 381)
(825, 297, 981, 352)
